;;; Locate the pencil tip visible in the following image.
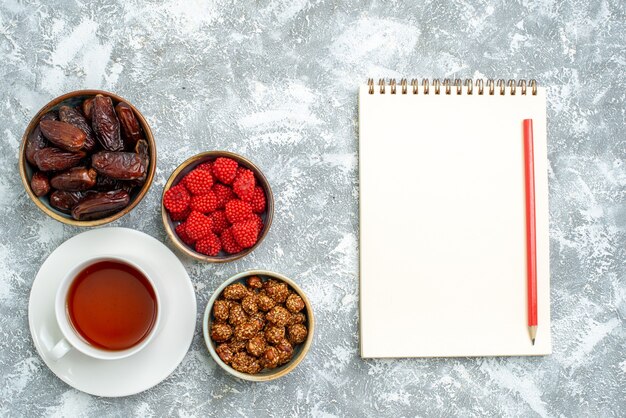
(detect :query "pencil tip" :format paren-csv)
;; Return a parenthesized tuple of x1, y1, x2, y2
(528, 326, 537, 345)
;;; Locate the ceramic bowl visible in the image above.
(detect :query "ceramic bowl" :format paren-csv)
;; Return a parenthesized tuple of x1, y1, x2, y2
(162, 151, 274, 262)
(18, 89, 157, 227)
(203, 270, 314, 382)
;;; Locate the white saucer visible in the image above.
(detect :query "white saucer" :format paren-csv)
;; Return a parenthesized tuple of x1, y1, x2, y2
(29, 227, 197, 397)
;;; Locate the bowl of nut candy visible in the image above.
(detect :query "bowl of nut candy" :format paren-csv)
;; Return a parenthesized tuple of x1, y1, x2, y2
(19, 90, 156, 226)
(203, 270, 314, 381)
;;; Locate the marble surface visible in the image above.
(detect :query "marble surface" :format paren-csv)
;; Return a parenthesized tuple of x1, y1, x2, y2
(1, 0, 624, 416)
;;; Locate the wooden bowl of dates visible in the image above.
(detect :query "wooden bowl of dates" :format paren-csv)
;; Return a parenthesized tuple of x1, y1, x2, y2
(203, 270, 314, 382)
(161, 151, 274, 263)
(19, 90, 156, 227)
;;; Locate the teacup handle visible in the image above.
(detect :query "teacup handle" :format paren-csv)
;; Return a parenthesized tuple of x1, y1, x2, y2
(50, 338, 72, 361)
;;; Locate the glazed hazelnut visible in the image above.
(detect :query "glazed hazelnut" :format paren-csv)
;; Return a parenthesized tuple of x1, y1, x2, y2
(261, 346, 280, 369)
(241, 294, 258, 315)
(250, 312, 266, 331)
(213, 299, 230, 321)
(216, 343, 234, 363)
(275, 338, 293, 353)
(266, 306, 291, 326)
(262, 279, 278, 290)
(234, 321, 257, 340)
(228, 303, 248, 326)
(231, 352, 262, 374)
(275, 338, 294, 365)
(265, 324, 285, 344)
(285, 293, 305, 313)
(246, 275, 263, 289)
(210, 322, 232, 342)
(229, 338, 247, 353)
(247, 334, 267, 357)
(278, 351, 293, 366)
(223, 283, 247, 300)
(257, 292, 276, 311)
(287, 323, 308, 344)
(210, 275, 310, 375)
(288, 312, 306, 325)
(266, 282, 289, 303)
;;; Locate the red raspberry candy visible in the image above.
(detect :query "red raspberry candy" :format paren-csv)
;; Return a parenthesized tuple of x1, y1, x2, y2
(212, 157, 239, 184)
(220, 227, 242, 254)
(185, 211, 213, 241)
(213, 183, 236, 209)
(250, 186, 266, 213)
(225, 199, 253, 224)
(209, 210, 230, 234)
(196, 161, 212, 172)
(251, 213, 264, 234)
(163, 184, 190, 213)
(170, 207, 191, 221)
(196, 233, 221, 256)
(183, 169, 214, 195)
(231, 219, 259, 249)
(175, 222, 196, 246)
(190, 191, 218, 213)
(233, 168, 256, 201)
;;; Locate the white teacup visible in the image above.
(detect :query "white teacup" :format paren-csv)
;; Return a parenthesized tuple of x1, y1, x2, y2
(50, 255, 161, 361)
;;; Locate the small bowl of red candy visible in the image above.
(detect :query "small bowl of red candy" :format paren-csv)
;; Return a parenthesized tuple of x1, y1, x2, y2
(161, 151, 274, 262)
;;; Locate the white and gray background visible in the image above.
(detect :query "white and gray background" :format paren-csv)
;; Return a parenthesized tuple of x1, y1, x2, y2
(0, 0, 624, 416)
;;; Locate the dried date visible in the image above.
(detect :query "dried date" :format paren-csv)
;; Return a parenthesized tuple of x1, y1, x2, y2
(91, 151, 146, 180)
(39, 120, 86, 152)
(59, 106, 96, 152)
(25, 126, 47, 165)
(49, 190, 91, 213)
(30, 172, 50, 197)
(41, 111, 59, 122)
(50, 167, 97, 191)
(71, 190, 130, 220)
(33, 148, 86, 171)
(82, 98, 94, 120)
(135, 139, 149, 161)
(92, 95, 123, 151)
(115, 102, 143, 149)
(94, 175, 133, 193)
(24, 111, 58, 165)
(24, 96, 148, 221)
(128, 139, 150, 186)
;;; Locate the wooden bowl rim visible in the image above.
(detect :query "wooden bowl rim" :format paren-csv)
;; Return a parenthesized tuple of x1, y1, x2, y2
(161, 151, 274, 263)
(203, 270, 315, 382)
(18, 89, 157, 227)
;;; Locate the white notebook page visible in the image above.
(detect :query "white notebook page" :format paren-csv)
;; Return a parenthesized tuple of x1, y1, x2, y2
(359, 83, 551, 357)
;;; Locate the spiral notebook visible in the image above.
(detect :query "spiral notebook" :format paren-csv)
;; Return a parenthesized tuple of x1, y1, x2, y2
(359, 79, 551, 357)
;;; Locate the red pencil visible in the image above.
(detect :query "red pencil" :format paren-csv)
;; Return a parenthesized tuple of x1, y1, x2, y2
(523, 119, 538, 345)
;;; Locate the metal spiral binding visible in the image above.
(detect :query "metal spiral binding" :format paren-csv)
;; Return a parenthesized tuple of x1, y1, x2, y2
(367, 78, 537, 95)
